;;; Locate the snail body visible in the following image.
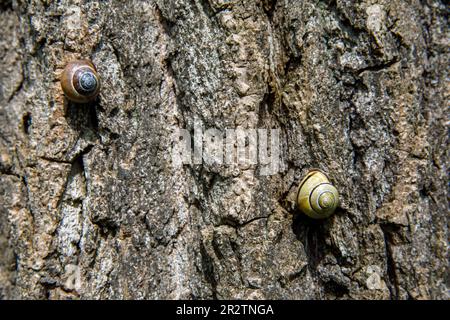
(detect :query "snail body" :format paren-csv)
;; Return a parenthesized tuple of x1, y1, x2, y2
(297, 170, 339, 219)
(61, 59, 100, 103)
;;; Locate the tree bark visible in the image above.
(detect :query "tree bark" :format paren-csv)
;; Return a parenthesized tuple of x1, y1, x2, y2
(0, 0, 448, 299)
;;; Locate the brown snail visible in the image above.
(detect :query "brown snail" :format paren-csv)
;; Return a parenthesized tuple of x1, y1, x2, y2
(60, 59, 100, 103)
(297, 169, 339, 219)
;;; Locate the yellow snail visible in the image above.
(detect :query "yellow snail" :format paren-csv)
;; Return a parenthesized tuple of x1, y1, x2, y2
(60, 59, 100, 103)
(297, 169, 339, 219)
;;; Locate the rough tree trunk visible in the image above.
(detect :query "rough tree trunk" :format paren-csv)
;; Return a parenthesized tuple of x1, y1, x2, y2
(0, 0, 448, 299)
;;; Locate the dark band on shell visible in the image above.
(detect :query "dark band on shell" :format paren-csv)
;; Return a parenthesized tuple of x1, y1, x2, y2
(61, 59, 100, 103)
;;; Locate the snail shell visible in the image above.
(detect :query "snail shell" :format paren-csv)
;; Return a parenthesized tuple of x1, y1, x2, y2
(297, 170, 339, 219)
(60, 59, 100, 103)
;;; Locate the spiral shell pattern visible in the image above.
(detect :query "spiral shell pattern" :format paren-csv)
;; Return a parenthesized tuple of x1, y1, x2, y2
(61, 59, 100, 103)
(297, 170, 339, 219)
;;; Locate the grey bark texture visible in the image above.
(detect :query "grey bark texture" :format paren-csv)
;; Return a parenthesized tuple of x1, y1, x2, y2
(0, 0, 448, 299)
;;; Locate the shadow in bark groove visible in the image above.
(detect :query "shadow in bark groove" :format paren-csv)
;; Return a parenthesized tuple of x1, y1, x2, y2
(200, 242, 218, 299)
(0, 0, 12, 11)
(65, 100, 99, 133)
(380, 223, 401, 300)
(22, 112, 32, 134)
(323, 279, 349, 298)
(291, 213, 328, 271)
